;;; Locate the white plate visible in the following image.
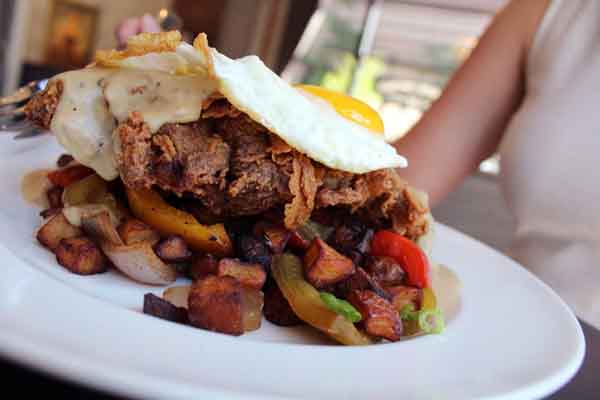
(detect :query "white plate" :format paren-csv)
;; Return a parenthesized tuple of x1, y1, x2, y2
(0, 135, 585, 400)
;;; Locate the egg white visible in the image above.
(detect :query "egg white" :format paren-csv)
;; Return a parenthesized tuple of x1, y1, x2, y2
(120, 41, 407, 173)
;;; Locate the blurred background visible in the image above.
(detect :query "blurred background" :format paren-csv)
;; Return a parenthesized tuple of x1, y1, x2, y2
(0, 0, 509, 253)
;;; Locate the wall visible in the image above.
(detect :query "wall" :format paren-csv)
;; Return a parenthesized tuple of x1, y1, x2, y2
(218, 0, 291, 69)
(24, 0, 171, 64)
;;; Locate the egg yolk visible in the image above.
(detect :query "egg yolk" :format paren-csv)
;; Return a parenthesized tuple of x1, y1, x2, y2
(295, 84, 384, 134)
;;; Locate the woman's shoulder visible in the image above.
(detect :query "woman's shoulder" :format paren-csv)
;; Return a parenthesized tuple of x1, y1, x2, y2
(494, 0, 551, 56)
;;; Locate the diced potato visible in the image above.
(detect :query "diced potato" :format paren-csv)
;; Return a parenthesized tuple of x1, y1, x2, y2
(46, 186, 64, 209)
(263, 282, 303, 326)
(364, 255, 406, 287)
(253, 222, 290, 254)
(154, 235, 193, 263)
(335, 267, 391, 301)
(118, 218, 160, 245)
(37, 212, 82, 251)
(387, 285, 422, 312)
(189, 254, 219, 280)
(264, 226, 290, 254)
(55, 237, 108, 275)
(217, 258, 266, 290)
(188, 275, 243, 336)
(143, 293, 188, 323)
(303, 238, 355, 288)
(347, 290, 403, 341)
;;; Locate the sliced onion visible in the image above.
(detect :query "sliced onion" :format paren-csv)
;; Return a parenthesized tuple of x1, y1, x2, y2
(241, 288, 264, 332)
(102, 240, 176, 285)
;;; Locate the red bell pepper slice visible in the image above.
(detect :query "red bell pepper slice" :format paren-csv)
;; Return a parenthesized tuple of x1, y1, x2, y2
(47, 165, 95, 188)
(370, 230, 431, 288)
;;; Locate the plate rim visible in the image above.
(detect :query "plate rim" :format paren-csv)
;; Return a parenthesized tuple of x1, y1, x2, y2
(0, 222, 585, 400)
(0, 136, 586, 400)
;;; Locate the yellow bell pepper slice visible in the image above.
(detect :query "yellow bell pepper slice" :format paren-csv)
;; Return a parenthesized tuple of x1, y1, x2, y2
(421, 287, 437, 310)
(125, 187, 232, 256)
(272, 253, 372, 346)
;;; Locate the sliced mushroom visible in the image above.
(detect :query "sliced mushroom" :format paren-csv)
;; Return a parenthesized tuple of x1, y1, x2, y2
(81, 211, 123, 245)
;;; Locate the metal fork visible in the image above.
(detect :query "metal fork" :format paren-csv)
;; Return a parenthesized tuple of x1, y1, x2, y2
(0, 79, 48, 139)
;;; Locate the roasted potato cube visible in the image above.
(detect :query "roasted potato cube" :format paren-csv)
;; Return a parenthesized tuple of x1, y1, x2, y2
(55, 237, 108, 275)
(154, 235, 193, 262)
(335, 267, 391, 301)
(189, 254, 219, 280)
(264, 226, 290, 254)
(253, 222, 290, 254)
(118, 218, 160, 245)
(37, 212, 82, 251)
(263, 282, 303, 326)
(46, 186, 64, 209)
(364, 256, 406, 287)
(387, 285, 422, 312)
(56, 154, 74, 168)
(143, 293, 188, 323)
(217, 258, 266, 289)
(188, 275, 243, 336)
(303, 238, 355, 288)
(347, 290, 403, 341)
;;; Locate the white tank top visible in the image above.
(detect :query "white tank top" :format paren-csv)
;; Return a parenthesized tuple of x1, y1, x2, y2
(499, 0, 600, 328)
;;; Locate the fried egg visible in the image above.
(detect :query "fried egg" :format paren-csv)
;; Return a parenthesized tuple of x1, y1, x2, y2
(49, 32, 407, 180)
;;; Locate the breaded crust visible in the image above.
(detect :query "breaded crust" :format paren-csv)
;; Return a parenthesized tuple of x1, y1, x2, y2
(25, 80, 63, 129)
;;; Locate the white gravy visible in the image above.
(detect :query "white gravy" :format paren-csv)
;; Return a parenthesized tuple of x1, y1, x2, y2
(49, 68, 217, 181)
(51, 69, 117, 180)
(102, 69, 217, 133)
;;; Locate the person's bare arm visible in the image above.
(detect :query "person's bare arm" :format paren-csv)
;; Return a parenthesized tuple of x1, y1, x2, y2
(393, 0, 549, 206)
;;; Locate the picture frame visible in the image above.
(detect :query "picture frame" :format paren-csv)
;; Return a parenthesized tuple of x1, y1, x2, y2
(44, 0, 99, 69)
